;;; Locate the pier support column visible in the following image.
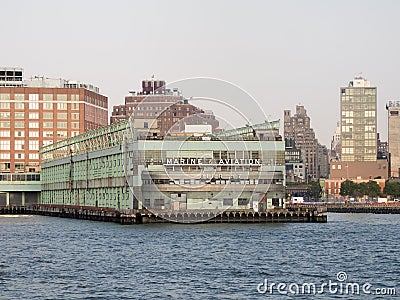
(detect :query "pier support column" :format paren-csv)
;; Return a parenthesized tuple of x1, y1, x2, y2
(22, 192, 25, 206)
(6, 192, 10, 206)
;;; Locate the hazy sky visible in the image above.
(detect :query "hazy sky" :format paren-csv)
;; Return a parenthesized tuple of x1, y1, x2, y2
(3, 0, 400, 146)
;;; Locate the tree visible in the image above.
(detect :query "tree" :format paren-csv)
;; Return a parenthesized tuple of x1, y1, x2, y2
(309, 180, 322, 199)
(366, 180, 381, 198)
(356, 182, 369, 198)
(383, 181, 400, 197)
(340, 180, 357, 197)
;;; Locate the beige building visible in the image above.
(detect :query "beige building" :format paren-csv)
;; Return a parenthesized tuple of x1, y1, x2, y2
(284, 105, 323, 180)
(387, 101, 400, 177)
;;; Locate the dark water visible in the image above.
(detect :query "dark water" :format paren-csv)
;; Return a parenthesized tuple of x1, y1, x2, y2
(1, 214, 399, 299)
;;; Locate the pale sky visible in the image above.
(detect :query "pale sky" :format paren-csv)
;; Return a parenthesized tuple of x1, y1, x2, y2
(2, 0, 400, 146)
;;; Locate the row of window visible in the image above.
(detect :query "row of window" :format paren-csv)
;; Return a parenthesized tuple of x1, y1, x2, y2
(0, 93, 80, 101)
(0, 122, 80, 128)
(0, 112, 79, 119)
(142, 198, 250, 208)
(0, 140, 42, 150)
(341, 147, 376, 154)
(0, 153, 39, 160)
(142, 178, 282, 185)
(0, 102, 80, 110)
(0, 131, 77, 137)
(342, 125, 376, 132)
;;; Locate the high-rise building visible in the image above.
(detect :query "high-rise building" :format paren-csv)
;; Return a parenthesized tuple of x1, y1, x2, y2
(340, 76, 377, 162)
(0, 69, 108, 174)
(386, 100, 400, 177)
(317, 143, 329, 179)
(110, 80, 220, 136)
(330, 121, 341, 161)
(284, 105, 325, 180)
(326, 77, 388, 197)
(284, 138, 305, 183)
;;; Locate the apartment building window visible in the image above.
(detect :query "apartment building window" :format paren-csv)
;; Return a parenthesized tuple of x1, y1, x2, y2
(15, 131, 24, 137)
(14, 102, 24, 109)
(57, 131, 67, 138)
(29, 113, 39, 119)
(0, 102, 10, 109)
(0, 112, 10, 118)
(71, 113, 80, 120)
(57, 94, 67, 101)
(43, 103, 53, 110)
(0, 163, 11, 170)
(29, 153, 39, 160)
(29, 122, 39, 128)
(0, 93, 10, 100)
(0, 122, 10, 128)
(29, 94, 39, 101)
(43, 131, 53, 138)
(14, 94, 24, 101)
(71, 103, 79, 110)
(57, 122, 67, 128)
(29, 140, 39, 150)
(0, 140, 10, 150)
(14, 122, 24, 128)
(0, 131, 10, 137)
(43, 122, 53, 128)
(71, 94, 80, 101)
(14, 141, 24, 150)
(0, 153, 10, 159)
(15, 153, 25, 159)
(57, 103, 67, 110)
(71, 122, 79, 129)
(71, 131, 79, 137)
(42, 140, 53, 147)
(15, 163, 24, 170)
(43, 112, 53, 119)
(15, 112, 25, 118)
(57, 113, 67, 119)
(29, 131, 39, 138)
(43, 94, 53, 101)
(29, 102, 39, 110)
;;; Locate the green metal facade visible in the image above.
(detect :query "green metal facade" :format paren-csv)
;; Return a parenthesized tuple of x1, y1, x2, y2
(40, 121, 132, 209)
(39, 120, 286, 211)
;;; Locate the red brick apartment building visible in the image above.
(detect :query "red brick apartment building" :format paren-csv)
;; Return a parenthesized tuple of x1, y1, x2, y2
(0, 68, 108, 173)
(111, 79, 220, 136)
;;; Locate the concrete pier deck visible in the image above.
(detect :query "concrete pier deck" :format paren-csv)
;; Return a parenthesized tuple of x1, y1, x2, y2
(0, 204, 327, 224)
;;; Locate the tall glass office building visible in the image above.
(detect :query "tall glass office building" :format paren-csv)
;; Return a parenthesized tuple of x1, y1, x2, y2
(340, 76, 377, 162)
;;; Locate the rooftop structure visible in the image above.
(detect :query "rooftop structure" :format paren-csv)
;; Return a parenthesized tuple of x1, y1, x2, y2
(0, 67, 24, 87)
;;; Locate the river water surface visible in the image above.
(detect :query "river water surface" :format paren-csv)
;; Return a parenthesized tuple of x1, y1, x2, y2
(0, 213, 399, 299)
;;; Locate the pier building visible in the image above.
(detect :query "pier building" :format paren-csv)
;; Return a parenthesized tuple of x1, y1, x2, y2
(39, 120, 286, 212)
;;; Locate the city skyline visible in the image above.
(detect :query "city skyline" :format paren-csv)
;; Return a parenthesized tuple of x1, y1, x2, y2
(3, 0, 400, 147)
